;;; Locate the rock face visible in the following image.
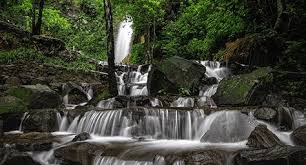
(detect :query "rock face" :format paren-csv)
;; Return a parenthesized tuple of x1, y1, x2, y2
(213, 67, 272, 105)
(0, 96, 27, 114)
(292, 125, 306, 146)
(247, 124, 283, 148)
(254, 108, 277, 121)
(182, 150, 230, 165)
(22, 109, 58, 132)
(1, 153, 40, 165)
(150, 56, 206, 95)
(54, 142, 104, 165)
(0, 112, 23, 132)
(7, 84, 61, 109)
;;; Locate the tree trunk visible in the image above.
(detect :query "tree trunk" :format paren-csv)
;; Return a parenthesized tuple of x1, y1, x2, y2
(103, 0, 118, 96)
(35, 0, 45, 35)
(31, 0, 37, 34)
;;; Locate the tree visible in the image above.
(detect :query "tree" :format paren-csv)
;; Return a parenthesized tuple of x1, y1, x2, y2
(103, 0, 118, 96)
(32, 0, 45, 35)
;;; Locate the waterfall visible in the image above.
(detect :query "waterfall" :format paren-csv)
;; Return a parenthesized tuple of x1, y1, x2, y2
(62, 108, 206, 140)
(115, 18, 133, 64)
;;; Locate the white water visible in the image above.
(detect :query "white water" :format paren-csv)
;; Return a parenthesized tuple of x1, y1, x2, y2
(61, 109, 206, 140)
(116, 65, 151, 96)
(115, 18, 133, 64)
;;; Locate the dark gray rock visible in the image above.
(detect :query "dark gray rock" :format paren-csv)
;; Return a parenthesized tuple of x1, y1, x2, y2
(247, 124, 283, 149)
(7, 84, 62, 109)
(149, 56, 206, 95)
(72, 132, 91, 142)
(254, 107, 277, 121)
(54, 142, 104, 165)
(22, 109, 58, 132)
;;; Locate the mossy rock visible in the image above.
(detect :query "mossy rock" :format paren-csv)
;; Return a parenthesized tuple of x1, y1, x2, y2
(22, 109, 58, 132)
(0, 96, 27, 114)
(7, 84, 61, 109)
(88, 87, 111, 106)
(213, 67, 272, 105)
(154, 56, 206, 95)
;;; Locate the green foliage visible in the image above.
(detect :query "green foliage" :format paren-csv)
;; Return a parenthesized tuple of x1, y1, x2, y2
(130, 43, 145, 64)
(178, 88, 191, 97)
(162, 0, 246, 59)
(0, 48, 44, 63)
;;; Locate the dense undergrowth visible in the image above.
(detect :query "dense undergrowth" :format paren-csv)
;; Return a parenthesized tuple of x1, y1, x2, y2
(0, 0, 306, 97)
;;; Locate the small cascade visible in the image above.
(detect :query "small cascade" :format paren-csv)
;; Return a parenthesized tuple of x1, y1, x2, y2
(58, 112, 69, 132)
(97, 98, 116, 109)
(115, 18, 133, 64)
(116, 65, 151, 97)
(63, 108, 206, 140)
(293, 110, 306, 128)
(150, 98, 163, 107)
(170, 97, 194, 108)
(18, 112, 28, 131)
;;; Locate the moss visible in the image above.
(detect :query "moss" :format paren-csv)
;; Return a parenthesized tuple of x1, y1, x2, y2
(89, 87, 112, 106)
(0, 96, 27, 114)
(7, 87, 33, 104)
(213, 67, 272, 105)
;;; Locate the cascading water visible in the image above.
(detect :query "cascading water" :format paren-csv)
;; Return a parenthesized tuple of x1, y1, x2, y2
(63, 83, 93, 109)
(62, 108, 206, 140)
(115, 18, 133, 64)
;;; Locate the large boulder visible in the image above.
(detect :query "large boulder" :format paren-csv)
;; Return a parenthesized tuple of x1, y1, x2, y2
(247, 125, 283, 149)
(149, 56, 206, 95)
(72, 132, 91, 142)
(22, 109, 58, 132)
(0, 96, 27, 114)
(292, 125, 306, 146)
(54, 142, 104, 165)
(7, 84, 62, 109)
(213, 67, 272, 105)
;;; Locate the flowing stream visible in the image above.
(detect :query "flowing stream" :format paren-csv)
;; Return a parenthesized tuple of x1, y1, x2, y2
(11, 18, 306, 165)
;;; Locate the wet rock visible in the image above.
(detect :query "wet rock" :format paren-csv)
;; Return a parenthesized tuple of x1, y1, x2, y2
(182, 150, 230, 165)
(292, 125, 306, 146)
(54, 142, 104, 165)
(235, 145, 306, 165)
(148, 66, 178, 96)
(0, 132, 54, 152)
(5, 77, 21, 86)
(72, 132, 91, 142)
(150, 56, 206, 95)
(201, 111, 257, 143)
(254, 107, 277, 121)
(201, 77, 218, 86)
(22, 109, 58, 132)
(0, 112, 23, 132)
(7, 84, 61, 109)
(0, 96, 27, 114)
(213, 67, 272, 106)
(2, 153, 40, 165)
(247, 125, 283, 149)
